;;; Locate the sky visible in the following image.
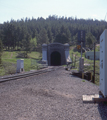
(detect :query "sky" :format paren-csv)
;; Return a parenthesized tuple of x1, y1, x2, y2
(0, 0, 107, 23)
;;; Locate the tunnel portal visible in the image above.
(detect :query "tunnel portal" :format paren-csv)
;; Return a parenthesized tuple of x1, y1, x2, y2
(42, 43, 71, 66)
(51, 51, 61, 66)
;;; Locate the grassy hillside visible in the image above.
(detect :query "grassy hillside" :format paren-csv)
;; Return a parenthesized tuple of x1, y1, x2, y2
(0, 47, 100, 85)
(0, 51, 41, 76)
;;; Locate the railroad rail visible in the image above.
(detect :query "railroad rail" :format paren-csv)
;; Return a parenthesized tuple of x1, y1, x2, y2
(0, 66, 62, 83)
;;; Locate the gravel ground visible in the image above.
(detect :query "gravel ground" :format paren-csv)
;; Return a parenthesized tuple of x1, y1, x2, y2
(0, 67, 107, 120)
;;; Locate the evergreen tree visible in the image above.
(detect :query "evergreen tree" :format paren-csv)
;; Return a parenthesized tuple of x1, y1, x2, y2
(54, 25, 70, 44)
(86, 32, 96, 49)
(22, 33, 31, 57)
(0, 16, 106, 51)
(47, 28, 53, 43)
(54, 33, 68, 44)
(30, 37, 37, 51)
(37, 28, 49, 51)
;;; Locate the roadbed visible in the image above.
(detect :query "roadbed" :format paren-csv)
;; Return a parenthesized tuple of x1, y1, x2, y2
(0, 67, 107, 120)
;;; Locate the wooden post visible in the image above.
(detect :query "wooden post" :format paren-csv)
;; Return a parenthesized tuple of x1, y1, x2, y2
(91, 72, 92, 81)
(72, 53, 73, 67)
(74, 55, 76, 67)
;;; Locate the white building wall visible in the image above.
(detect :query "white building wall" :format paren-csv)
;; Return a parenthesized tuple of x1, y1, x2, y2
(85, 51, 100, 60)
(100, 29, 107, 97)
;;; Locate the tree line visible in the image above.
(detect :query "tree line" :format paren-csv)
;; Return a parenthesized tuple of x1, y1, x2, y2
(0, 15, 107, 53)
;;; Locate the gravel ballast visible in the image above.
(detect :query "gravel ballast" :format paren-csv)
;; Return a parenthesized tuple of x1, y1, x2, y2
(0, 67, 107, 120)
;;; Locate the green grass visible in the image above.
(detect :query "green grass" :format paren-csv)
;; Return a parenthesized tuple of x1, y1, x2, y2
(0, 46, 100, 84)
(69, 45, 100, 85)
(82, 80, 85, 82)
(0, 51, 41, 76)
(28, 51, 41, 59)
(0, 65, 5, 76)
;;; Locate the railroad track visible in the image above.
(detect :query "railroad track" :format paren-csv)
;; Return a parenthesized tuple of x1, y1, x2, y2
(0, 66, 62, 83)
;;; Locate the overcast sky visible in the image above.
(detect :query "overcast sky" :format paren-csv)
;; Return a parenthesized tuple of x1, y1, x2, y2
(0, 0, 107, 23)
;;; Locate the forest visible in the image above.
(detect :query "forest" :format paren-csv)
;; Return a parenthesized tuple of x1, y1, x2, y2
(0, 15, 107, 54)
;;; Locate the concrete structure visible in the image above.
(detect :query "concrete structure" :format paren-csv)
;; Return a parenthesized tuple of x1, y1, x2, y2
(42, 44, 48, 64)
(42, 43, 71, 66)
(100, 29, 107, 98)
(79, 57, 84, 73)
(16, 59, 24, 73)
(85, 51, 100, 60)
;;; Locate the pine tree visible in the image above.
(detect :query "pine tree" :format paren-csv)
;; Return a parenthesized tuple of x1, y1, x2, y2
(47, 28, 53, 43)
(54, 25, 70, 44)
(37, 28, 49, 51)
(22, 33, 31, 57)
(86, 32, 96, 49)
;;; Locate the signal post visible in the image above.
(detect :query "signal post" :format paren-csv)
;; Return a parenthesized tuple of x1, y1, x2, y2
(78, 30, 85, 74)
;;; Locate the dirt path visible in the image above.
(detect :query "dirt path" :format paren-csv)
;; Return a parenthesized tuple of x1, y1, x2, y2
(10, 52, 13, 59)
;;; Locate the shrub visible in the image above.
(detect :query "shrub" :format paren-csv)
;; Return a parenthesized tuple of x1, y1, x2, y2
(3, 62, 16, 75)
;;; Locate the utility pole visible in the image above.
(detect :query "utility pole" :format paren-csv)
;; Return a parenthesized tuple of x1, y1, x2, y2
(78, 30, 85, 73)
(72, 53, 73, 67)
(81, 42, 82, 58)
(93, 42, 96, 83)
(81, 42, 83, 72)
(74, 54, 76, 67)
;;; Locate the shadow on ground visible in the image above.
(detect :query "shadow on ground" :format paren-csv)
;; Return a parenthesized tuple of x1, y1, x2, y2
(98, 103, 107, 120)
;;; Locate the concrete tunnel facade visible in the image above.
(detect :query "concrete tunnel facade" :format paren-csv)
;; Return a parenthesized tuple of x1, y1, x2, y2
(42, 43, 71, 66)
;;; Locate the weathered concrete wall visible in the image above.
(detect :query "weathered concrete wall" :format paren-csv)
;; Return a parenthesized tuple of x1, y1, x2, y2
(47, 43, 66, 65)
(64, 43, 72, 64)
(42, 44, 48, 64)
(42, 43, 71, 66)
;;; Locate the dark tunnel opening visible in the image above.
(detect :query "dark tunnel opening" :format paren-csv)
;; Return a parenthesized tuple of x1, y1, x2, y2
(51, 51, 61, 66)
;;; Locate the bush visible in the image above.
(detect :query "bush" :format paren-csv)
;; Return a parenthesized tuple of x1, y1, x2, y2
(2, 62, 16, 75)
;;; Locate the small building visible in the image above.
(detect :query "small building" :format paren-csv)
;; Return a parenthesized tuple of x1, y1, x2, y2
(85, 51, 100, 60)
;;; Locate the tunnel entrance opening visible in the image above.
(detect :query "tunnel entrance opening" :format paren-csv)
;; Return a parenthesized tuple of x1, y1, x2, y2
(51, 51, 61, 66)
